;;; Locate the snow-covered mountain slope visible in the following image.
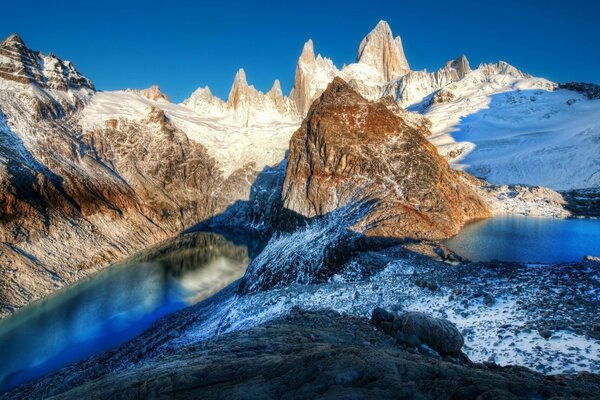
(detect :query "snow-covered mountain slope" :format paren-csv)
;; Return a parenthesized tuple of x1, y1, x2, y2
(81, 90, 297, 178)
(422, 67, 600, 190)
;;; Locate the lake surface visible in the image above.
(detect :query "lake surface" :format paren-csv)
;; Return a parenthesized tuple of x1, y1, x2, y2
(445, 216, 600, 263)
(0, 229, 265, 392)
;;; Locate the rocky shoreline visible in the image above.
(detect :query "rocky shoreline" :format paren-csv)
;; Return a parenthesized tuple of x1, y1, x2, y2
(3, 239, 599, 398)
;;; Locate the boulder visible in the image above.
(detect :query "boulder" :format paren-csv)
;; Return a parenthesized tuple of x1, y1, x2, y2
(393, 312, 464, 355)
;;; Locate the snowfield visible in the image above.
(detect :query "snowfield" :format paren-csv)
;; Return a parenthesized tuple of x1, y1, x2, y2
(81, 91, 299, 178)
(424, 72, 600, 190)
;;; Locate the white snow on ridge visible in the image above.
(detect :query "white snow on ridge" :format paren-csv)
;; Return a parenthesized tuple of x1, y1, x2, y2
(81, 91, 299, 177)
(424, 69, 600, 190)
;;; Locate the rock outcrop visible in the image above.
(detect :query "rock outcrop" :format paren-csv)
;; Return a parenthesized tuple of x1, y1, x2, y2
(130, 85, 170, 102)
(282, 77, 490, 240)
(559, 82, 600, 100)
(356, 20, 410, 81)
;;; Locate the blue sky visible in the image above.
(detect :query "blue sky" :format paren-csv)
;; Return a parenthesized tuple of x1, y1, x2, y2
(1, 0, 598, 102)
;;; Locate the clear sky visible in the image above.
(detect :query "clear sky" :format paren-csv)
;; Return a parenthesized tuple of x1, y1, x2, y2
(1, 0, 598, 102)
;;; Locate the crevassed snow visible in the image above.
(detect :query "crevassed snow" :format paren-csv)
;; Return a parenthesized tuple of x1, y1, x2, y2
(424, 70, 600, 190)
(80, 91, 298, 177)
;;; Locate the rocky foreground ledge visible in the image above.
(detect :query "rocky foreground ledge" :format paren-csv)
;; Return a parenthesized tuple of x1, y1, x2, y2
(6, 309, 599, 399)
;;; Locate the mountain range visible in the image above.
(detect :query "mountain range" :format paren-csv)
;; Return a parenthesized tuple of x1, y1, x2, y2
(0, 20, 598, 317)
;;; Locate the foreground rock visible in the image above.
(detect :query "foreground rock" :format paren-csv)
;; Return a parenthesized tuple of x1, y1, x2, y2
(372, 309, 465, 356)
(282, 77, 490, 240)
(6, 309, 599, 399)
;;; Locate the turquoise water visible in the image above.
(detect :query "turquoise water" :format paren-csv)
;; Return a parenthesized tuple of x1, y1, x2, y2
(444, 216, 600, 263)
(0, 230, 263, 393)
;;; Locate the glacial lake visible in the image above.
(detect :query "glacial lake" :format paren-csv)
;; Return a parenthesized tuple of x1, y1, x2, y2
(0, 229, 266, 393)
(444, 216, 600, 263)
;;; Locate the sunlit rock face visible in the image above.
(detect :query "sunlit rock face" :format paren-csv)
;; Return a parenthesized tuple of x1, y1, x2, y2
(356, 20, 410, 82)
(0, 34, 94, 91)
(282, 77, 490, 240)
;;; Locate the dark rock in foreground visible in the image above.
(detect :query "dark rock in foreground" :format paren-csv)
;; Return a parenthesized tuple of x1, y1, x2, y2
(371, 310, 465, 356)
(7, 309, 600, 399)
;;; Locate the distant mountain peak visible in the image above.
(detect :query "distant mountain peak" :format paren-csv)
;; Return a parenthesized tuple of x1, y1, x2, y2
(0, 32, 94, 91)
(130, 85, 170, 103)
(267, 79, 283, 98)
(3, 33, 25, 46)
(356, 20, 410, 81)
(299, 40, 316, 66)
(233, 68, 248, 86)
(445, 55, 471, 79)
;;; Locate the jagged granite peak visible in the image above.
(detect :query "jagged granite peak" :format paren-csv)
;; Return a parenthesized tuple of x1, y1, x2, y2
(356, 20, 410, 81)
(227, 68, 253, 111)
(289, 39, 338, 117)
(298, 39, 316, 67)
(0, 33, 94, 91)
(267, 79, 283, 98)
(445, 55, 471, 79)
(223, 68, 295, 124)
(282, 77, 489, 240)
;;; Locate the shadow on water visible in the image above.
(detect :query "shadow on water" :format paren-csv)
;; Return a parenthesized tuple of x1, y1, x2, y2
(0, 229, 268, 392)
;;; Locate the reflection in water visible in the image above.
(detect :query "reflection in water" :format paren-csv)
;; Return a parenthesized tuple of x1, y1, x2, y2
(444, 216, 600, 263)
(0, 230, 263, 392)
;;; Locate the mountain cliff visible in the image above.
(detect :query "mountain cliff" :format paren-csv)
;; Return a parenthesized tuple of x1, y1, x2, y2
(282, 78, 490, 240)
(356, 20, 410, 81)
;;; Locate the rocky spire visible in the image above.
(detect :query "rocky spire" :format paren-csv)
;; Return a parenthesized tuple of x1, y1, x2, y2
(356, 20, 410, 81)
(267, 79, 289, 114)
(298, 39, 316, 67)
(290, 39, 338, 118)
(267, 79, 283, 99)
(227, 68, 251, 111)
(445, 55, 471, 79)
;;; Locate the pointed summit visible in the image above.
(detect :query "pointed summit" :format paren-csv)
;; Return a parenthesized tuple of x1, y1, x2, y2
(227, 68, 251, 110)
(298, 39, 316, 67)
(233, 68, 248, 86)
(2, 33, 25, 46)
(356, 20, 410, 81)
(290, 39, 338, 117)
(445, 55, 471, 79)
(0, 32, 94, 91)
(267, 79, 283, 98)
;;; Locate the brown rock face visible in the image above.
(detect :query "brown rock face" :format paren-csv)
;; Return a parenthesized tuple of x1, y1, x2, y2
(282, 77, 489, 240)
